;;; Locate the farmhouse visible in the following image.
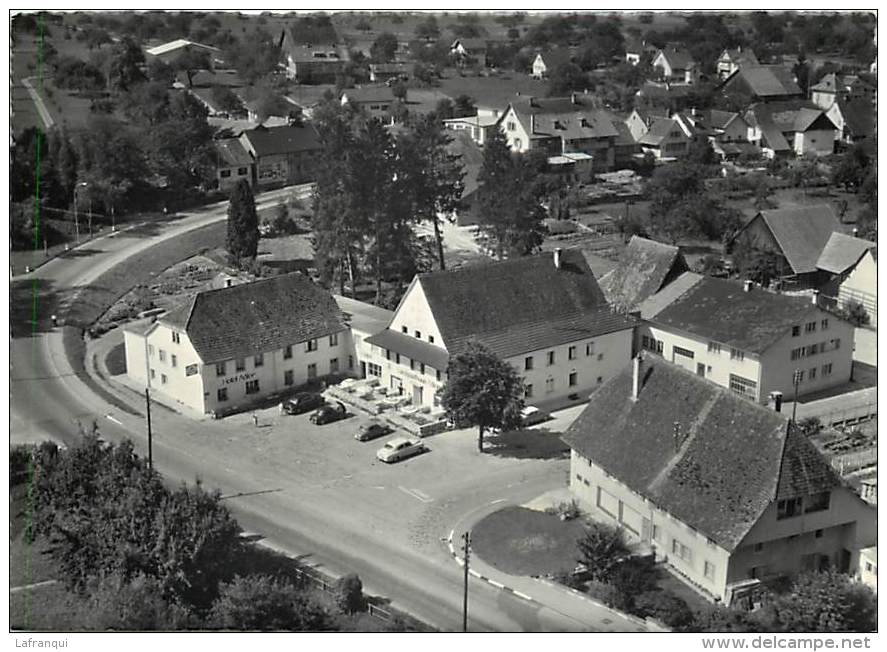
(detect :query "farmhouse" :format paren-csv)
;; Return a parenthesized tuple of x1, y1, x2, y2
(816, 233, 877, 327)
(598, 236, 689, 313)
(238, 123, 322, 188)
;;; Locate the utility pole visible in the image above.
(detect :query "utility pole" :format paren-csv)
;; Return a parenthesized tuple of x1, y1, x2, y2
(791, 369, 802, 424)
(73, 187, 80, 243)
(145, 388, 153, 470)
(462, 531, 470, 633)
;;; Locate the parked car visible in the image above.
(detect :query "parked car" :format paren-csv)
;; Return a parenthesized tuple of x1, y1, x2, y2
(283, 392, 326, 415)
(376, 437, 426, 463)
(310, 401, 348, 425)
(521, 406, 551, 427)
(355, 419, 393, 442)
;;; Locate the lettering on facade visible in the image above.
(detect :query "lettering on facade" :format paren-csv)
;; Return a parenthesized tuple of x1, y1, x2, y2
(185, 364, 198, 376)
(223, 372, 256, 385)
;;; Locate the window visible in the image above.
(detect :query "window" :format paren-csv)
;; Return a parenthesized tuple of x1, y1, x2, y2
(730, 348, 745, 361)
(525, 356, 534, 370)
(216, 362, 226, 377)
(436, 370, 442, 382)
(777, 497, 803, 520)
(525, 383, 533, 398)
(367, 362, 382, 377)
(236, 358, 246, 372)
(171, 331, 180, 344)
(729, 374, 757, 399)
(148, 345, 155, 357)
(254, 353, 264, 368)
(284, 370, 294, 386)
(506, 120, 515, 131)
(171, 354, 177, 368)
(217, 387, 228, 402)
(547, 351, 555, 366)
(833, 338, 841, 350)
(545, 378, 555, 393)
(419, 363, 425, 374)
(753, 542, 764, 553)
(586, 342, 595, 356)
(237, 167, 247, 176)
(815, 529, 823, 539)
(805, 321, 816, 333)
(597, 376, 603, 384)
(409, 359, 416, 371)
(806, 344, 818, 356)
(671, 539, 692, 563)
(414, 330, 421, 339)
(822, 363, 832, 376)
(329, 333, 339, 347)
(395, 353, 401, 364)
(306, 339, 318, 352)
(284, 345, 293, 360)
(307, 363, 317, 379)
(569, 372, 578, 387)
(821, 319, 829, 330)
(220, 169, 231, 178)
(330, 358, 339, 374)
(652, 525, 660, 542)
(791, 347, 804, 361)
(805, 491, 830, 513)
(792, 325, 801, 337)
(708, 341, 721, 354)
(150, 369, 156, 380)
(161, 373, 168, 385)
(159, 349, 166, 362)
(429, 335, 435, 344)
(385, 349, 391, 361)
(568, 346, 577, 360)
(514, 138, 522, 149)
(401, 326, 408, 334)
(809, 367, 816, 380)
(245, 379, 260, 394)
(704, 561, 716, 580)
(349, 355, 354, 370)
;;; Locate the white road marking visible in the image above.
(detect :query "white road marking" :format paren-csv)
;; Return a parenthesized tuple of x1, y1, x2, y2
(105, 414, 122, 425)
(448, 529, 454, 542)
(488, 579, 505, 589)
(513, 590, 533, 601)
(490, 498, 506, 505)
(397, 485, 433, 503)
(468, 569, 482, 579)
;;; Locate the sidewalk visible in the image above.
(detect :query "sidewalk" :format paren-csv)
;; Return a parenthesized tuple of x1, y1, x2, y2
(448, 496, 655, 633)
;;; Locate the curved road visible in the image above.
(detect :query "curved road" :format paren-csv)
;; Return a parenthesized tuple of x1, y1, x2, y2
(9, 189, 637, 632)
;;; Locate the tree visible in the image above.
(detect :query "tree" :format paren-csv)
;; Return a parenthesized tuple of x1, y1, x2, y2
(146, 57, 175, 85)
(731, 240, 784, 286)
(74, 116, 149, 212)
(52, 55, 105, 91)
(226, 180, 259, 262)
(415, 15, 440, 41)
(210, 575, 333, 631)
(838, 299, 871, 326)
(764, 570, 877, 632)
(547, 62, 588, 96)
(172, 47, 211, 87)
(634, 590, 694, 629)
(439, 341, 524, 453)
(370, 32, 398, 63)
(452, 94, 476, 118)
(390, 80, 407, 101)
(686, 134, 716, 166)
(334, 574, 365, 615)
(832, 143, 871, 191)
(80, 573, 194, 631)
(576, 521, 629, 583)
(108, 37, 146, 92)
(211, 84, 244, 115)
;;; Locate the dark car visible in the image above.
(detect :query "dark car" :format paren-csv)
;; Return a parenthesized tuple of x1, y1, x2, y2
(354, 419, 393, 442)
(310, 401, 348, 425)
(283, 392, 326, 415)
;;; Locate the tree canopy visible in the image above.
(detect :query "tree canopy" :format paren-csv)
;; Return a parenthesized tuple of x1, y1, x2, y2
(227, 179, 259, 262)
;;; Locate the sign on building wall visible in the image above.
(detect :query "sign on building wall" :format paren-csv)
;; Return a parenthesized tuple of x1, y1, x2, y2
(223, 372, 256, 385)
(185, 364, 199, 376)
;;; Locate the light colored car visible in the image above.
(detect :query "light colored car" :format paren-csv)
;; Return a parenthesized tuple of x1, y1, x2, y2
(376, 437, 426, 463)
(521, 406, 550, 427)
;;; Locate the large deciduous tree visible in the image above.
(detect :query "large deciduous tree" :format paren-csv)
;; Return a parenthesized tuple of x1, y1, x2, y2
(172, 47, 211, 87)
(762, 570, 877, 633)
(439, 341, 525, 452)
(370, 32, 398, 63)
(226, 179, 259, 262)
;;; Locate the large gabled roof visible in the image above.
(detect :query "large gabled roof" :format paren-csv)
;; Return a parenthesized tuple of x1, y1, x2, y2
(643, 273, 821, 353)
(835, 98, 876, 138)
(507, 95, 618, 141)
(160, 273, 347, 363)
(146, 39, 219, 57)
(816, 232, 877, 275)
(655, 47, 696, 70)
(599, 237, 689, 312)
(562, 355, 842, 551)
(723, 65, 803, 98)
(719, 47, 759, 67)
(755, 205, 841, 274)
(240, 124, 321, 157)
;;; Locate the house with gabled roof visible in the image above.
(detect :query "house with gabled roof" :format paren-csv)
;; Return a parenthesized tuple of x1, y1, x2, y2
(450, 38, 488, 68)
(817, 233, 877, 327)
(497, 94, 621, 171)
(213, 138, 253, 192)
(635, 115, 695, 160)
(123, 273, 353, 416)
(727, 204, 842, 287)
(340, 85, 402, 120)
(278, 25, 349, 83)
(362, 249, 636, 410)
(826, 98, 876, 146)
(599, 237, 689, 313)
(145, 38, 220, 65)
(716, 47, 759, 80)
(635, 273, 854, 404)
(652, 47, 698, 84)
(719, 65, 803, 103)
(563, 354, 876, 603)
(744, 101, 837, 157)
(531, 48, 578, 79)
(238, 123, 322, 188)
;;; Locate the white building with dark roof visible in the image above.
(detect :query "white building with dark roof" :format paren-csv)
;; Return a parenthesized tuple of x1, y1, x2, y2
(123, 273, 353, 416)
(563, 354, 876, 604)
(362, 249, 636, 410)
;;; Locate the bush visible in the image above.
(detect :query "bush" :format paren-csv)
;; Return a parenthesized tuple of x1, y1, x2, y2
(586, 580, 631, 611)
(210, 574, 333, 631)
(334, 573, 365, 615)
(795, 417, 822, 437)
(837, 300, 870, 327)
(544, 499, 582, 520)
(576, 521, 630, 583)
(634, 590, 694, 629)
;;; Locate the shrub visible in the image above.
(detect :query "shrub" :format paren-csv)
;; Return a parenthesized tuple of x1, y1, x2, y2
(334, 573, 365, 615)
(634, 590, 694, 629)
(576, 521, 630, 583)
(586, 580, 630, 611)
(838, 300, 870, 327)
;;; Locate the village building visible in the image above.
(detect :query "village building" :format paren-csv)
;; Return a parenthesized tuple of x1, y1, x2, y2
(563, 354, 876, 604)
(213, 138, 253, 192)
(634, 115, 694, 160)
(278, 27, 349, 83)
(727, 205, 842, 288)
(531, 48, 578, 79)
(825, 98, 876, 146)
(145, 38, 220, 65)
(634, 81, 694, 110)
(624, 39, 658, 66)
(719, 65, 804, 103)
(442, 110, 500, 146)
(625, 107, 670, 142)
(340, 86, 401, 120)
(238, 123, 322, 188)
(651, 48, 698, 84)
(744, 101, 837, 157)
(598, 237, 689, 313)
(362, 249, 636, 410)
(810, 72, 877, 110)
(497, 95, 621, 172)
(715, 47, 759, 80)
(636, 273, 855, 404)
(817, 233, 877, 327)
(368, 62, 410, 83)
(445, 131, 483, 226)
(450, 38, 488, 68)
(123, 273, 353, 416)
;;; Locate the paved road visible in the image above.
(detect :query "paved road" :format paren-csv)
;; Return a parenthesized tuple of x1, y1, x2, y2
(10, 187, 638, 631)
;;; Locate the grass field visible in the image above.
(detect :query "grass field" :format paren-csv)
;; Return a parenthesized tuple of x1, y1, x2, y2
(471, 506, 587, 577)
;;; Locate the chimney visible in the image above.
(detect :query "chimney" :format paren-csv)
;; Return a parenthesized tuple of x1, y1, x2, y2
(631, 352, 644, 401)
(853, 227, 859, 237)
(743, 279, 753, 292)
(769, 391, 783, 413)
(553, 247, 563, 269)
(811, 289, 820, 306)
(672, 422, 682, 452)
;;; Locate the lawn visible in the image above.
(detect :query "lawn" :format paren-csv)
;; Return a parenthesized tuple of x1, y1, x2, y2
(471, 506, 586, 577)
(105, 342, 127, 375)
